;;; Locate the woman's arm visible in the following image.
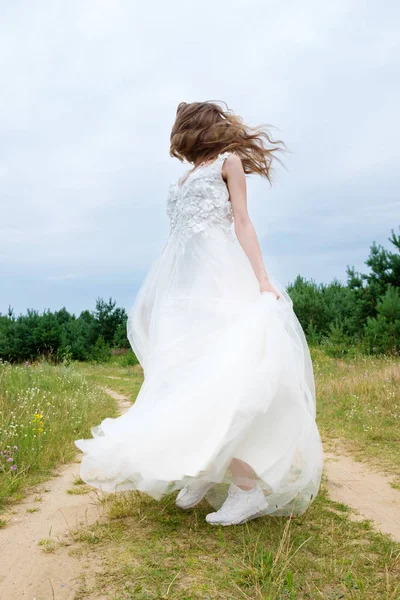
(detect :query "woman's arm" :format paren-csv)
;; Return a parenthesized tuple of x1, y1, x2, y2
(222, 154, 280, 299)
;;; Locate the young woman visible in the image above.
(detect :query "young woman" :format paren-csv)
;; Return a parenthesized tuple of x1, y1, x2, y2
(75, 101, 323, 526)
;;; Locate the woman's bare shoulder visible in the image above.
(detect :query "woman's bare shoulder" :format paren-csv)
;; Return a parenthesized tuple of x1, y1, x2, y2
(222, 153, 244, 179)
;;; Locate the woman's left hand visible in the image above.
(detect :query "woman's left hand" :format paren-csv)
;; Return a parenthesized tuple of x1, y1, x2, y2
(260, 278, 280, 299)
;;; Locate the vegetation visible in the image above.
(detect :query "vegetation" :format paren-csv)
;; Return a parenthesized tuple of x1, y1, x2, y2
(312, 349, 400, 485)
(0, 359, 116, 510)
(74, 351, 400, 496)
(1, 228, 399, 365)
(0, 297, 134, 363)
(68, 484, 400, 599)
(0, 323, 398, 597)
(287, 227, 400, 356)
(0, 228, 398, 364)
(65, 360, 400, 600)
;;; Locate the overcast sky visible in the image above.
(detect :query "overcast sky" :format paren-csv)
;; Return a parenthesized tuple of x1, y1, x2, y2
(1, 1, 399, 317)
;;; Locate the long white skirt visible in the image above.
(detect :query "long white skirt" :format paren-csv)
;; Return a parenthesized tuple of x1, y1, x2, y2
(75, 226, 323, 516)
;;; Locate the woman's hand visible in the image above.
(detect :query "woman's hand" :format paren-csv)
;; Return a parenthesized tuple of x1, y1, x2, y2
(259, 278, 280, 299)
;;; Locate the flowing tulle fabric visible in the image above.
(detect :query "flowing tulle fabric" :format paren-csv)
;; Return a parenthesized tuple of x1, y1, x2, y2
(75, 224, 323, 516)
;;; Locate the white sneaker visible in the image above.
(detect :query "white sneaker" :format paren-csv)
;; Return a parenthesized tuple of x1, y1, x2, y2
(206, 483, 268, 526)
(175, 481, 214, 509)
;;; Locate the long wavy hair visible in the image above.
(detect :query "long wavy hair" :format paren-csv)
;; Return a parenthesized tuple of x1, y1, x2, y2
(170, 101, 285, 183)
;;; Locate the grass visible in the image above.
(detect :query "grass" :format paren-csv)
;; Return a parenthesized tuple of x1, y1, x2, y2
(75, 358, 143, 401)
(38, 536, 68, 553)
(312, 349, 400, 484)
(66, 353, 400, 599)
(2, 351, 399, 597)
(76, 350, 400, 482)
(68, 485, 400, 599)
(67, 486, 90, 495)
(67, 474, 91, 495)
(0, 359, 117, 511)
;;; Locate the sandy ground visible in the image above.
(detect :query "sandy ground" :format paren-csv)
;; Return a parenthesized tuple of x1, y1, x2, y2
(1, 386, 399, 599)
(324, 450, 400, 542)
(0, 388, 131, 600)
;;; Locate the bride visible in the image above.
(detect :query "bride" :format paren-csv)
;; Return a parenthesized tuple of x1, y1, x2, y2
(75, 100, 323, 526)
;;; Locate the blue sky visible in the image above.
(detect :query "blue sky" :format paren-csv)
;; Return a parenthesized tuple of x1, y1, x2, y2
(1, 1, 399, 316)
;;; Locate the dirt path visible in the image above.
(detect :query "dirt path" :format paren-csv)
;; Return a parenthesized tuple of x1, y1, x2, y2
(324, 450, 400, 542)
(1, 387, 400, 599)
(0, 388, 131, 600)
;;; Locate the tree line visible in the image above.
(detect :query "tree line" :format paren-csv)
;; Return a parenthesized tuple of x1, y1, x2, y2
(0, 298, 134, 364)
(287, 227, 399, 356)
(0, 227, 399, 363)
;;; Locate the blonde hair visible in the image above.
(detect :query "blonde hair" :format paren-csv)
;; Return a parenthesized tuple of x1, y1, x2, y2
(170, 101, 285, 183)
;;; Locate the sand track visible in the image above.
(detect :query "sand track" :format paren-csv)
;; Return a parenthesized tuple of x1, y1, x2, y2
(1, 386, 399, 599)
(0, 388, 130, 600)
(324, 450, 400, 541)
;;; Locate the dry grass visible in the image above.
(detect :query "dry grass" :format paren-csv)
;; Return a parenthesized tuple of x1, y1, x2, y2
(68, 484, 400, 599)
(0, 360, 117, 511)
(313, 350, 400, 484)
(76, 360, 143, 401)
(68, 355, 400, 599)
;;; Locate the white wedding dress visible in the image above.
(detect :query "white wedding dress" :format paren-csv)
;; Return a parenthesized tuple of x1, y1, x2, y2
(75, 152, 323, 516)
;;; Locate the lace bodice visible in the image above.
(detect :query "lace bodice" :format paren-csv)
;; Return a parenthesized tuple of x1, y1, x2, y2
(166, 152, 234, 242)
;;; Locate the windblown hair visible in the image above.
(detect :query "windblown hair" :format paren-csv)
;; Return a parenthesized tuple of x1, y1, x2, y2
(170, 101, 285, 183)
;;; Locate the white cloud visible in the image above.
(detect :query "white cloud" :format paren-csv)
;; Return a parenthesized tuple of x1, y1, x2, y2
(46, 273, 81, 281)
(1, 0, 399, 314)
